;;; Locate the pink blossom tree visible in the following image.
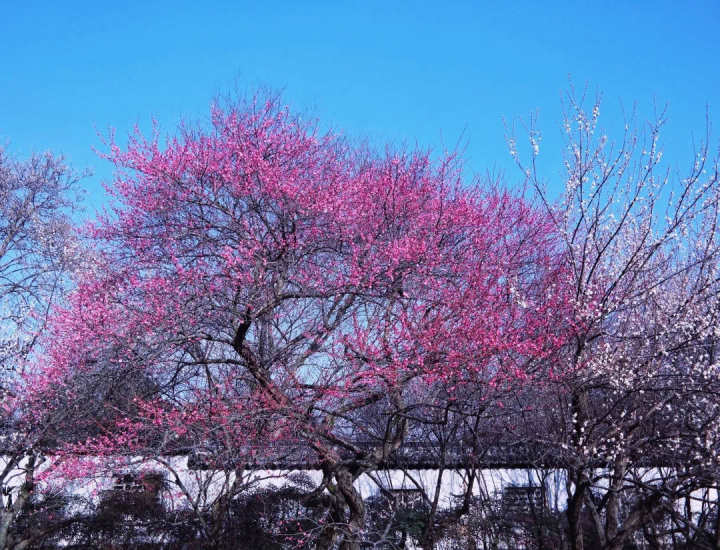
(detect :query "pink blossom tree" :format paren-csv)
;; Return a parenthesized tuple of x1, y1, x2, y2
(29, 97, 572, 548)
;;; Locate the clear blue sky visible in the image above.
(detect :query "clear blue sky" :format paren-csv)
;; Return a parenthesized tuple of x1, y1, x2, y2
(2, 1, 719, 216)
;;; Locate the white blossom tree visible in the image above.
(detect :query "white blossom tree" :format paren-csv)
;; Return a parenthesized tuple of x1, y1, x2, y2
(509, 91, 720, 550)
(0, 148, 83, 550)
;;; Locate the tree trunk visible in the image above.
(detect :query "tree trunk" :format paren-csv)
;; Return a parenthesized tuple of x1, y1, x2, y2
(316, 505, 342, 550)
(0, 454, 36, 550)
(604, 455, 628, 545)
(568, 383, 589, 550)
(0, 510, 13, 550)
(566, 467, 586, 550)
(335, 469, 365, 550)
(567, 489, 585, 550)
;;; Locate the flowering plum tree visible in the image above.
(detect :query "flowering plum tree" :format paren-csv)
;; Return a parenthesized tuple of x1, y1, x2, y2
(0, 149, 82, 550)
(509, 92, 720, 550)
(29, 97, 572, 548)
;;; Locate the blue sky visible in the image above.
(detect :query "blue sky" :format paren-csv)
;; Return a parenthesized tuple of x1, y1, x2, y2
(2, 1, 719, 216)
